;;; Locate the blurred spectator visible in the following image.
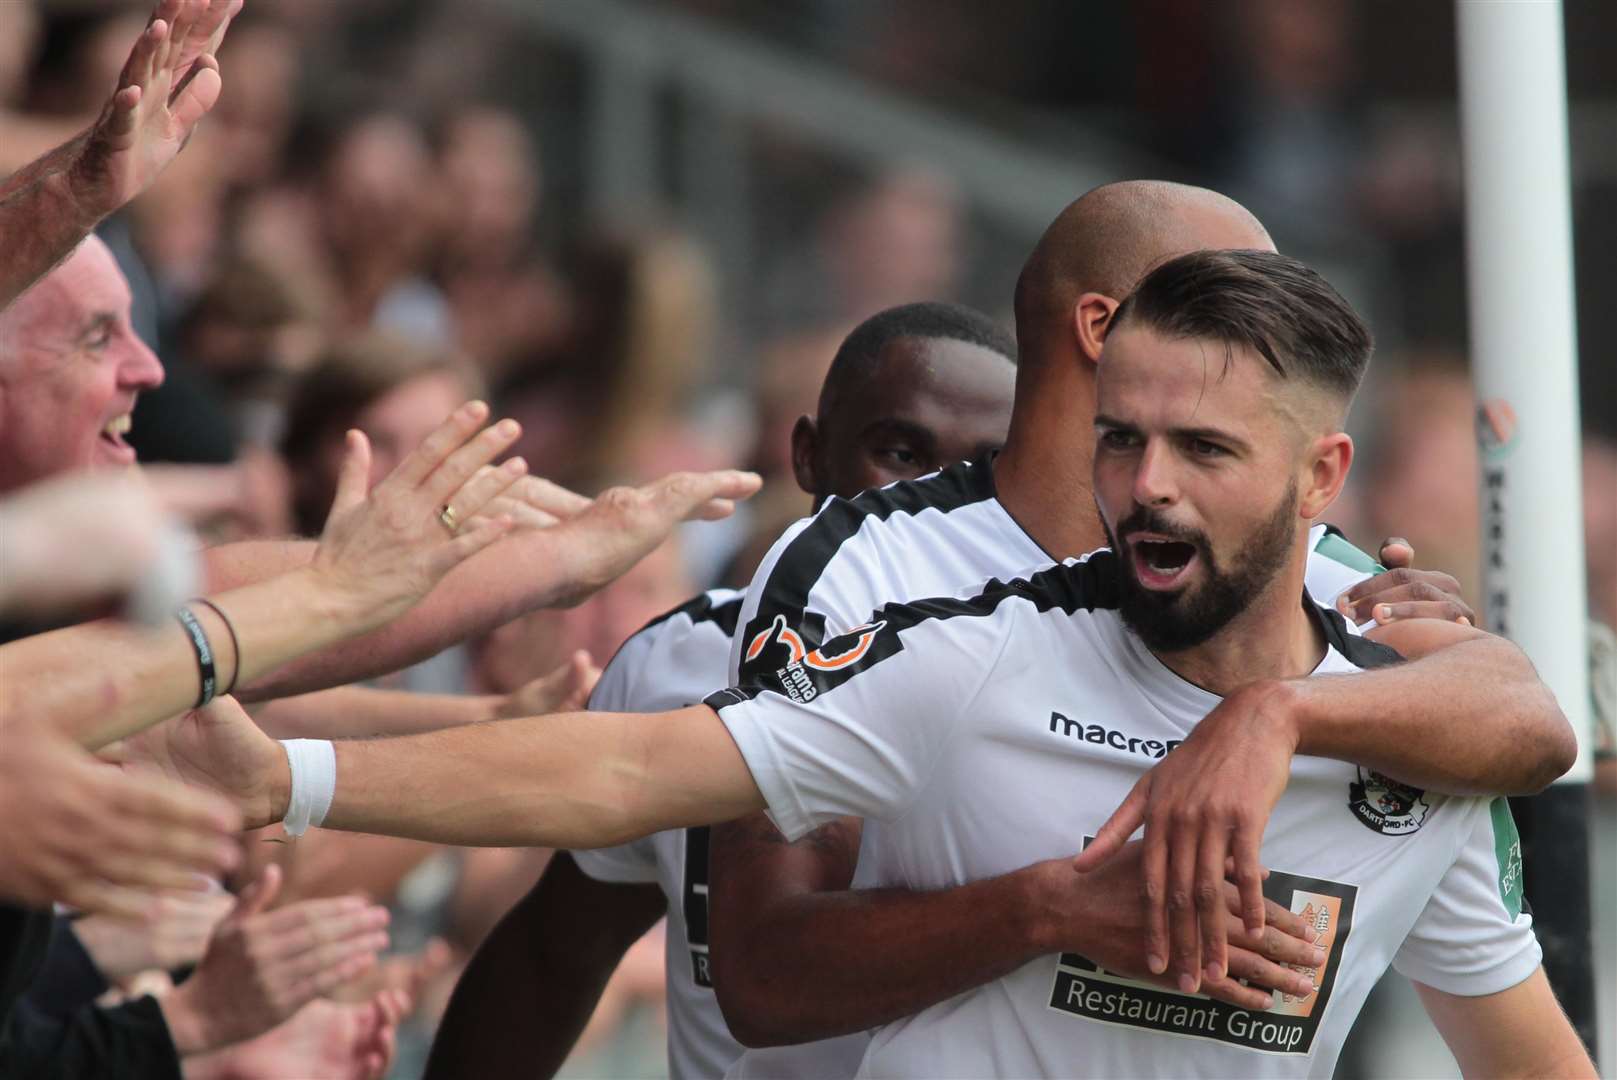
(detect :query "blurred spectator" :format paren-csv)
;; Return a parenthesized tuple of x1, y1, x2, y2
(1360, 353, 1482, 614)
(1584, 436, 1617, 629)
(281, 332, 484, 537)
(319, 110, 452, 338)
(501, 227, 724, 490)
(432, 104, 568, 380)
(209, 16, 301, 194)
(764, 167, 964, 334)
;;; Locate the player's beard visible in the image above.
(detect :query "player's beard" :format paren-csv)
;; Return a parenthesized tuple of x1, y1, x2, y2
(1103, 476, 1299, 653)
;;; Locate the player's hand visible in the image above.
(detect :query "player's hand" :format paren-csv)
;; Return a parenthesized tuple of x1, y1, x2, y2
(108, 696, 286, 831)
(1040, 843, 1323, 1010)
(0, 721, 241, 919)
(165, 863, 391, 1052)
(543, 469, 763, 607)
(65, 0, 241, 222)
(1072, 680, 1300, 994)
(1334, 538, 1475, 626)
(308, 401, 525, 631)
(494, 650, 600, 718)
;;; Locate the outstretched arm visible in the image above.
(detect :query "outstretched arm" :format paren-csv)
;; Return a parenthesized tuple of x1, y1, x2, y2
(1415, 969, 1594, 1079)
(3, 404, 523, 749)
(207, 469, 759, 702)
(0, 0, 238, 310)
(318, 705, 762, 848)
(147, 697, 763, 850)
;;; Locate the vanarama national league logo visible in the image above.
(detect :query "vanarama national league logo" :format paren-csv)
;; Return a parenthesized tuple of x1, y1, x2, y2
(1348, 767, 1432, 836)
(771, 620, 889, 703)
(745, 614, 806, 665)
(802, 620, 886, 671)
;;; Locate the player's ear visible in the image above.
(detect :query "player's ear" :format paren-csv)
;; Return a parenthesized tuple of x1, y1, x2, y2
(791, 414, 821, 496)
(1300, 432, 1353, 519)
(1073, 292, 1120, 365)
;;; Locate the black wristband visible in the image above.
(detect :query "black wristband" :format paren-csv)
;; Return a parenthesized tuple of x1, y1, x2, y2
(190, 597, 241, 695)
(174, 605, 217, 708)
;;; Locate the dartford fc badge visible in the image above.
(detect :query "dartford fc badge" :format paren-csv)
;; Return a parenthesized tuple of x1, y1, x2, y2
(1348, 767, 1432, 836)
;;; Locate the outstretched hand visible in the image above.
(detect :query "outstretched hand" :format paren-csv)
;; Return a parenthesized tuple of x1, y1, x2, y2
(1071, 681, 1300, 996)
(495, 650, 601, 718)
(0, 720, 241, 919)
(67, 0, 242, 221)
(108, 695, 285, 831)
(163, 863, 392, 1052)
(310, 401, 527, 632)
(543, 469, 763, 607)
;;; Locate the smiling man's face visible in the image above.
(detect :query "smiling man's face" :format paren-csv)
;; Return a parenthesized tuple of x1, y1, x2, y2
(0, 237, 164, 493)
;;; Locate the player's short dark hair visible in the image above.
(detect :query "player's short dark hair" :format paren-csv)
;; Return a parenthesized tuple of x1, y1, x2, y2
(1112, 249, 1373, 402)
(820, 302, 1016, 416)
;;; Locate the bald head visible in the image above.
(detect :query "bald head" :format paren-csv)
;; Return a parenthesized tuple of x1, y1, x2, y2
(1013, 181, 1274, 357)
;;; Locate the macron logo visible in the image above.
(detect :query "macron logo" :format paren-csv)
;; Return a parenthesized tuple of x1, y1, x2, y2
(1048, 711, 1181, 760)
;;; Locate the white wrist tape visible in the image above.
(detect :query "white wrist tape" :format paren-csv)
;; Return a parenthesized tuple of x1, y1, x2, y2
(279, 739, 336, 837)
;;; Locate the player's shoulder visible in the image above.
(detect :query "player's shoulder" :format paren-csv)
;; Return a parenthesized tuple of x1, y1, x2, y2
(713, 556, 1116, 711)
(636, 587, 746, 642)
(1310, 595, 1405, 672)
(759, 457, 999, 580)
(834, 552, 1125, 662)
(1304, 523, 1381, 606)
(592, 589, 744, 712)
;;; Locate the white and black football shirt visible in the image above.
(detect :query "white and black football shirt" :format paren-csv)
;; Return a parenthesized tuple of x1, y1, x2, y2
(571, 589, 751, 1080)
(706, 554, 1538, 1079)
(718, 456, 1384, 1078)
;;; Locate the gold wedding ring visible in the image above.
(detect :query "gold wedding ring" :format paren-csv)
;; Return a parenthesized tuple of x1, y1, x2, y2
(437, 504, 460, 535)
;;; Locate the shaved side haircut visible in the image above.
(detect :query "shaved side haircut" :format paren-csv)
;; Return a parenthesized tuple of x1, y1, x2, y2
(1113, 249, 1374, 406)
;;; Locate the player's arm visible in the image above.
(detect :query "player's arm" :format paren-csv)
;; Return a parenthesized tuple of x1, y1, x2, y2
(424, 853, 664, 1080)
(1414, 969, 1595, 1079)
(248, 704, 763, 848)
(205, 470, 758, 702)
(1078, 619, 1574, 999)
(1300, 618, 1574, 794)
(710, 814, 1065, 1046)
(710, 815, 1322, 1046)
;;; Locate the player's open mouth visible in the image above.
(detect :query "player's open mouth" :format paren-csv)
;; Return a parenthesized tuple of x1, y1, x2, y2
(1129, 536, 1198, 590)
(98, 413, 136, 463)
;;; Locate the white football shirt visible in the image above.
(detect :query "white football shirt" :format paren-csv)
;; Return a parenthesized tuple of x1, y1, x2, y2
(707, 552, 1539, 1079)
(719, 457, 1383, 1078)
(572, 589, 749, 1080)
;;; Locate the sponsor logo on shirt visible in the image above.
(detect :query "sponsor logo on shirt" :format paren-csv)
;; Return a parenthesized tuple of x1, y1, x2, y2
(772, 621, 889, 704)
(1049, 854, 1358, 1057)
(1347, 767, 1432, 836)
(746, 614, 807, 665)
(1048, 711, 1183, 759)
